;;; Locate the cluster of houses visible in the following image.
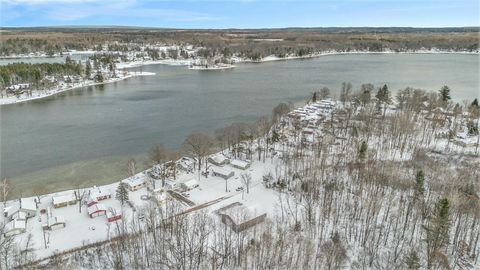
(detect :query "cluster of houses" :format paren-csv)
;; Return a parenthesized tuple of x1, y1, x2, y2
(285, 99, 337, 143)
(5, 83, 30, 94)
(2, 186, 124, 238)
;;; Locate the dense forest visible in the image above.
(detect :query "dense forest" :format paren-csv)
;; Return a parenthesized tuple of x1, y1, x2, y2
(0, 27, 478, 59)
(0, 61, 83, 88)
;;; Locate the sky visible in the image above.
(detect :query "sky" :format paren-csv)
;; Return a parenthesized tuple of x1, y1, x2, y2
(1, 0, 479, 28)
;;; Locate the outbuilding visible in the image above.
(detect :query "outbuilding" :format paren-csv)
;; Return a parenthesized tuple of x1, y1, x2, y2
(52, 194, 77, 208)
(48, 216, 66, 230)
(208, 154, 230, 166)
(125, 177, 146, 191)
(106, 209, 122, 222)
(212, 167, 235, 180)
(87, 203, 107, 218)
(180, 178, 199, 191)
(230, 160, 251, 170)
(3, 220, 26, 237)
(19, 198, 37, 217)
(89, 187, 112, 201)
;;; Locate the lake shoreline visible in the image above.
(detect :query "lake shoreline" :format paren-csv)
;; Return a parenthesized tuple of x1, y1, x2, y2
(0, 71, 155, 106)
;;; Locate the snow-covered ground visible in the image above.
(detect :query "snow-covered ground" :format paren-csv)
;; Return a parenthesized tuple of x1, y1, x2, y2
(0, 71, 155, 106)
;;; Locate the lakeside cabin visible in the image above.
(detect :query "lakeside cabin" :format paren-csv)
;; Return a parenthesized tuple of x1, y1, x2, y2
(125, 177, 146, 191)
(3, 220, 26, 237)
(230, 160, 251, 170)
(52, 193, 77, 208)
(89, 187, 112, 201)
(43, 216, 66, 231)
(212, 167, 235, 180)
(208, 154, 230, 167)
(19, 198, 37, 218)
(87, 203, 107, 218)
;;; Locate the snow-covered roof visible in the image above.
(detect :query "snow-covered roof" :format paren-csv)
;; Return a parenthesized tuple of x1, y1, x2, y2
(89, 187, 111, 199)
(88, 203, 107, 215)
(5, 220, 26, 231)
(125, 177, 145, 187)
(11, 211, 26, 220)
(20, 198, 36, 211)
(52, 194, 77, 205)
(212, 167, 234, 177)
(181, 178, 199, 188)
(49, 216, 65, 226)
(106, 209, 121, 218)
(230, 159, 250, 169)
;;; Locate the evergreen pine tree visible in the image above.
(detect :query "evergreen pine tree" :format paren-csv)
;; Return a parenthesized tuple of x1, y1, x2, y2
(415, 170, 425, 198)
(439, 85, 451, 102)
(405, 250, 421, 270)
(358, 141, 368, 162)
(116, 182, 129, 206)
(425, 198, 451, 268)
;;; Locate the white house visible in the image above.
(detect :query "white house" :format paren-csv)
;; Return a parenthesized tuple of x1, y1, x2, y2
(208, 154, 230, 166)
(4, 220, 26, 237)
(48, 216, 66, 230)
(19, 198, 37, 218)
(180, 178, 199, 191)
(212, 167, 235, 180)
(125, 177, 146, 191)
(230, 160, 251, 170)
(10, 211, 26, 222)
(164, 180, 178, 190)
(52, 194, 77, 208)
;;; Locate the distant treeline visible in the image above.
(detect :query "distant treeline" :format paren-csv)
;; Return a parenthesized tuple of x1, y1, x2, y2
(0, 28, 478, 58)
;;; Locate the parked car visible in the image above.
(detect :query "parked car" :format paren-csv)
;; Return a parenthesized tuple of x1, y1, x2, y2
(236, 187, 244, 192)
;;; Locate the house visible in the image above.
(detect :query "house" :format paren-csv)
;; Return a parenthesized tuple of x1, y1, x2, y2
(52, 194, 77, 208)
(47, 216, 66, 230)
(230, 160, 251, 170)
(215, 203, 267, 233)
(212, 167, 235, 180)
(164, 181, 178, 190)
(180, 178, 199, 191)
(176, 157, 195, 172)
(106, 209, 122, 222)
(87, 203, 107, 218)
(10, 211, 26, 222)
(208, 154, 230, 167)
(3, 205, 18, 218)
(89, 187, 111, 201)
(19, 198, 37, 217)
(3, 220, 26, 237)
(125, 177, 146, 191)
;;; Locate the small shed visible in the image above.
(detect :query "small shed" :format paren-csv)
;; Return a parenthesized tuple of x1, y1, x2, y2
(212, 167, 235, 180)
(125, 177, 146, 191)
(87, 203, 107, 218)
(230, 160, 251, 170)
(52, 194, 77, 208)
(106, 209, 122, 222)
(4, 220, 26, 237)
